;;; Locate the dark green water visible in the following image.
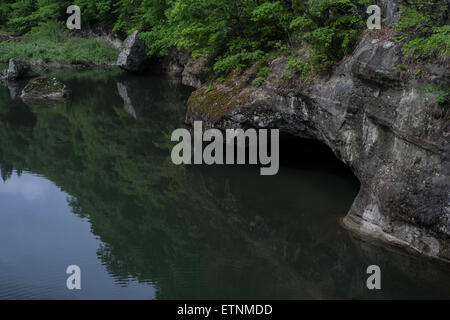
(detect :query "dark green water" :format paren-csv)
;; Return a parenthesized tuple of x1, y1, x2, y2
(0, 69, 449, 299)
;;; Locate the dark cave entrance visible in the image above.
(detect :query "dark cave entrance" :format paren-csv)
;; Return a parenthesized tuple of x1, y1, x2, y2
(278, 133, 360, 188)
(192, 133, 361, 232)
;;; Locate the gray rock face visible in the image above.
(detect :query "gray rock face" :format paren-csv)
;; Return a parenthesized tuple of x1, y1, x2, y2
(376, 0, 400, 25)
(186, 35, 450, 262)
(1, 59, 40, 81)
(182, 57, 208, 88)
(117, 31, 152, 72)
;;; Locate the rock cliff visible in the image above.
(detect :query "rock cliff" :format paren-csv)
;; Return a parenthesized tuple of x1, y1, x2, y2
(185, 31, 449, 262)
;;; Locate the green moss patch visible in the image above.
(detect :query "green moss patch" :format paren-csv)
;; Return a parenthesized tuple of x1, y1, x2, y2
(23, 77, 66, 95)
(187, 71, 256, 122)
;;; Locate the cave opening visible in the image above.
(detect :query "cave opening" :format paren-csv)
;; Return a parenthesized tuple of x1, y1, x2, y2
(193, 132, 361, 236)
(278, 133, 360, 189)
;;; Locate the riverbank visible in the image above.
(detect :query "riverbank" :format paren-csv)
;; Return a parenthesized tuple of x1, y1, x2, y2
(0, 26, 118, 68)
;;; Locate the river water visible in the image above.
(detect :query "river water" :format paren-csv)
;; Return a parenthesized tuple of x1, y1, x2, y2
(0, 69, 448, 299)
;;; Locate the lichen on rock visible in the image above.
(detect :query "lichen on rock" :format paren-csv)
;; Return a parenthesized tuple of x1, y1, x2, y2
(20, 77, 68, 106)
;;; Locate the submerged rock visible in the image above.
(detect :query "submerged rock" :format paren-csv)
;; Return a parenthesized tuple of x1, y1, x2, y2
(117, 31, 152, 72)
(0, 59, 40, 81)
(20, 77, 68, 105)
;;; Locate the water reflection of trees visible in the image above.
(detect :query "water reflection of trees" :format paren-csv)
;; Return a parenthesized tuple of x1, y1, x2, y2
(1, 71, 449, 299)
(0, 73, 314, 299)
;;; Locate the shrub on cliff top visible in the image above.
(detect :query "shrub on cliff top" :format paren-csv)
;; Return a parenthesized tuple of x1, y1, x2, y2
(396, 0, 449, 61)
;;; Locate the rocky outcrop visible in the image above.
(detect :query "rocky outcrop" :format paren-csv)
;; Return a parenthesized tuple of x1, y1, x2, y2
(0, 59, 40, 81)
(186, 33, 450, 262)
(182, 57, 208, 88)
(20, 77, 68, 105)
(376, 0, 400, 25)
(117, 31, 153, 72)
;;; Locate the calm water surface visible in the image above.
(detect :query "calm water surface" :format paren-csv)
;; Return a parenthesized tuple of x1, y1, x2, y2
(0, 69, 449, 299)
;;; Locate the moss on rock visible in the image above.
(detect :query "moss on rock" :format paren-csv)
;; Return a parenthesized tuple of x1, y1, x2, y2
(20, 76, 68, 106)
(187, 70, 257, 123)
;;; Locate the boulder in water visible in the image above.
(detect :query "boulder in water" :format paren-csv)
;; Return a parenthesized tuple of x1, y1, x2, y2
(20, 77, 68, 106)
(1, 59, 40, 81)
(117, 31, 152, 72)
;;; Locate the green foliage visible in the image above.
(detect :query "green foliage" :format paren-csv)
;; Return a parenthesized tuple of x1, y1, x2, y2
(256, 65, 270, 78)
(423, 85, 450, 107)
(290, 0, 368, 72)
(0, 23, 118, 64)
(0, 0, 372, 75)
(252, 77, 266, 86)
(205, 83, 214, 93)
(435, 91, 448, 106)
(393, 65, 407, 71)
(8, 0, 436, 76)
(287, 55, 310, 77)
(0, 0, 71, 33)
(213, 50, 264, 75)
(396, 0, 449, 60)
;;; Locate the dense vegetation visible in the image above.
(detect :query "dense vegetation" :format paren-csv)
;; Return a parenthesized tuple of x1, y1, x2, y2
(0, 1, 448, 74)
(396, 0, 449, 61)
(0, 21, 117, 64)
(0, 0, 372, 74)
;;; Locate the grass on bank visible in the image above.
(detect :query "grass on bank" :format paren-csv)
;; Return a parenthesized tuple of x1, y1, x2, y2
(0, 23, 118, 65)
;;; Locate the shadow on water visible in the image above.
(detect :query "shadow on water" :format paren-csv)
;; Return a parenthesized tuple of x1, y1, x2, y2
(0, 69, 448, 299)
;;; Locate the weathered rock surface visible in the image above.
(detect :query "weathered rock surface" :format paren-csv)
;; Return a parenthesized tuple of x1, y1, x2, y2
(20, 77, 68, 105)
(182, 57, 208, 88)
(376, 0, 400, 25)
(186, 33, 450, 262)
(117, 31, 153, 72)
(0, 59, 40, 81)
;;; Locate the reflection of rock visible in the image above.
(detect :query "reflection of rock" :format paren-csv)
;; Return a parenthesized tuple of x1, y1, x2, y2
(4, 80, 27, 99)
(117, 82, 138, 119)
(20, 77, 68, 106)
(117, 31, 152, 72)
(115, 75, 192, 123)
(1, 59, 40, 81)
(187, 160, 450, 299)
